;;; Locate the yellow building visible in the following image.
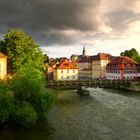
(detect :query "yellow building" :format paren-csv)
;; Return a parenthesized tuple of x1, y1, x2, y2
(53, 59, 78, 81)
(92, 53, 111, 79)
(0, 52, 7, 79)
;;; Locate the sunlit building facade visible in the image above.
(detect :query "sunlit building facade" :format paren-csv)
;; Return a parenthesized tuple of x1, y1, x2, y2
(0, 52, 7, 79)
(106, 56, 139, 79)
(53, 59, 78, 81)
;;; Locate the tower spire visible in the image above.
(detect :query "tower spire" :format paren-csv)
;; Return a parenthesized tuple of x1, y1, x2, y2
(83, 46, 86, 56)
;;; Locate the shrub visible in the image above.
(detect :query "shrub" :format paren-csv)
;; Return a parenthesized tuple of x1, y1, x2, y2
(0, 82, 14, 124)
(29, 90, 55, 116)
(0, 81, 8, 95)
(9, 66, 44, 101)
(0, 94, 14, 125)
(9, 66, 54, 120)
(14, 101, 37, 128)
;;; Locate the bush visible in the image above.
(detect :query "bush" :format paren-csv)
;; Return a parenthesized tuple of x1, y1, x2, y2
(30, 90, 55, 116)
(8, 66, 54, 124)
(9, 66, 44, 101)
(14, 101, 37, 128)
(0, 92, 14, 124)
(0, 81, 14, 124)
(0, 81, 8, 95)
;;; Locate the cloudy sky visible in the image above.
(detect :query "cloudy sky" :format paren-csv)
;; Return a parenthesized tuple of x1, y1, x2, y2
(0, 0, 140, 58)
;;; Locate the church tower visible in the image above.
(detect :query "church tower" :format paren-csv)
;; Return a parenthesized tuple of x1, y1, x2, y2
(82, 46, 86, 56)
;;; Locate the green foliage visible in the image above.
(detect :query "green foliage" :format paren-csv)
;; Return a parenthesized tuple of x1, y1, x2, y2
(14, 101, 37, 129)
(120, 48, 140, 62)
(29, 91, 55, 116)
(0, 96, 13, 124)
(9, 66, 54, 118)
(0, 67, 54, 128)
(0, 29, 44, 73)
(0, 29, 54, 129)
(9, 66, 44, 101)
(0, 81, 8, 95)
(0, 82, 14, 124)
(44, 54, 49, 64)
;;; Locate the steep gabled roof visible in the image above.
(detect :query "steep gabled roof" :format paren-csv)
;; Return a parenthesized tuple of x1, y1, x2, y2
(0, 52, 7, 58)
(55, 59, 78, 69)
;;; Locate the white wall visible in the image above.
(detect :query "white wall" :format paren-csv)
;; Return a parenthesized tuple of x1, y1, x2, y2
(106, 73, 121, 79)
(106, 72, 139, 79)
(54, 69, 78, 81)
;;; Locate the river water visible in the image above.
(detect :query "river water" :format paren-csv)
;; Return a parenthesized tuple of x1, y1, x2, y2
(0, 88, 140, 140)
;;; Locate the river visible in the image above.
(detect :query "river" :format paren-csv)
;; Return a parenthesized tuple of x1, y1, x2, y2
(0, 88, 140, 140)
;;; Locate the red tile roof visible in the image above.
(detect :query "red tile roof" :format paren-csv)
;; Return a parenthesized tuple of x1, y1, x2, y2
(109, 56, 138, 64)
(78, 53, 112, 63)
(0, 52, 7, 58)
(78, 55, 93, 63)
(92, 53, 112, 60)
(55, 59, 78, 69)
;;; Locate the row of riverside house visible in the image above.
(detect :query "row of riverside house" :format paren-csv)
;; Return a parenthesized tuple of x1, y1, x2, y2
(46, 47, 140, 81)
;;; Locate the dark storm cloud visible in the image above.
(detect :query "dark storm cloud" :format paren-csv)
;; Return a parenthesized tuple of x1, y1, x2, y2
(0, 0, 140, 46)
(0, 0, 102, 45)
(30, 0, 102, 29)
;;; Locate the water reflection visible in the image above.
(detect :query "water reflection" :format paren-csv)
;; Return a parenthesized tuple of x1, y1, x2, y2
(0, 118, 55, 140)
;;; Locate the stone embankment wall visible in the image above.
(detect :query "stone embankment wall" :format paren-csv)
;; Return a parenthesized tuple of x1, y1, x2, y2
(127, 81, 140, 92)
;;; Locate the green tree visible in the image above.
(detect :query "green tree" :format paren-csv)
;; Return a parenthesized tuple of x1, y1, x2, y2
(120, 48, 140, 62)
(9, 66, 54, 117)
(0, 29, 54, 129)
(0, 29, 44, 73)
(43, 54, 49, 64)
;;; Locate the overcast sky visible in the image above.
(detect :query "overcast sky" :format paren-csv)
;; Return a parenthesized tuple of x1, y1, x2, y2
(0, 0, 140, 58)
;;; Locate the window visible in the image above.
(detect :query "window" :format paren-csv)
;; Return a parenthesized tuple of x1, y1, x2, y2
(73, 70, 75, 73)
(61, 70, 63, 73)
(73, 76, 75, 79)
(67, 76, 69, 79)
(124, 63, 126, 68)
(61, 76, 63, 80)
(67, 70, 69, 73)
(65, 63, 69, 66)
